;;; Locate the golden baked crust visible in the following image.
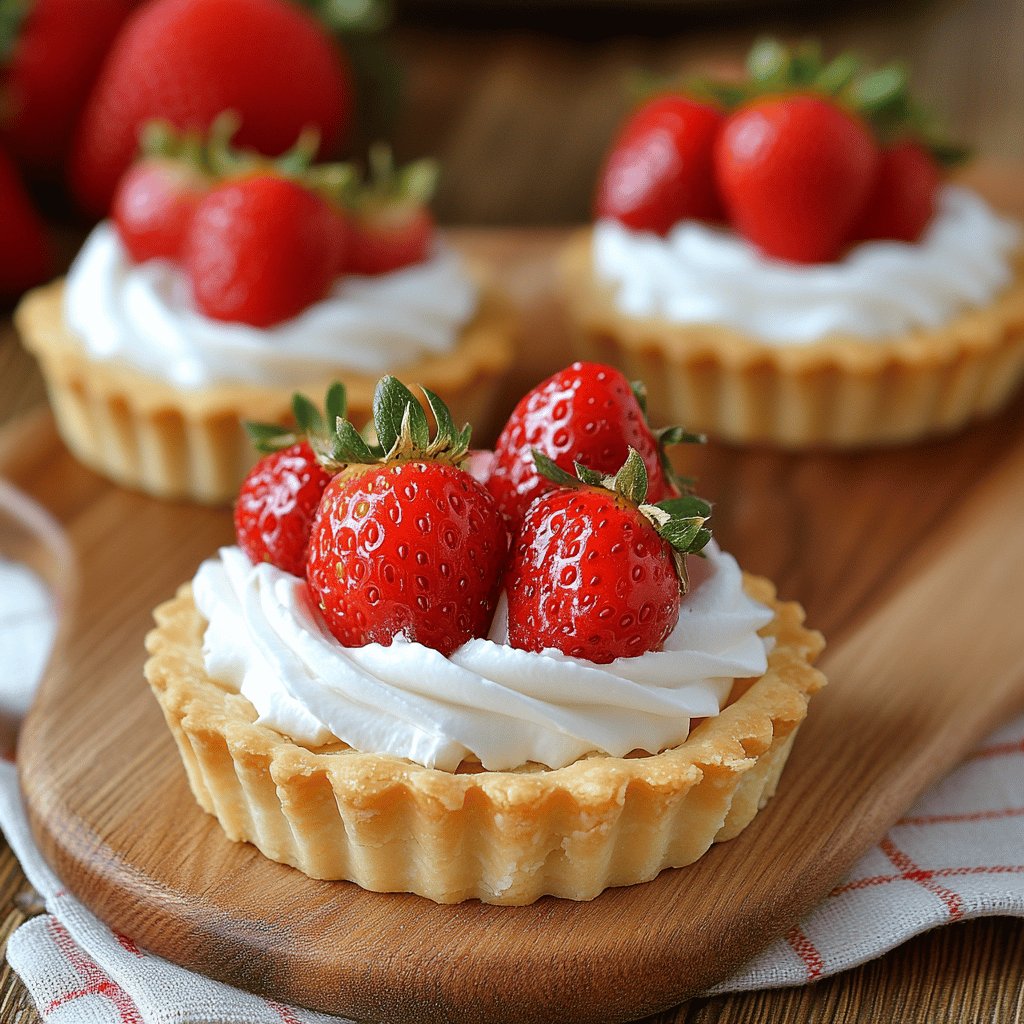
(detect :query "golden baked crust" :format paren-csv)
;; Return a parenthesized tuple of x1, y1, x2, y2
(16, 277, 516, 503)
(561, 229, 1024, 447)
(144, 575, 825, 905)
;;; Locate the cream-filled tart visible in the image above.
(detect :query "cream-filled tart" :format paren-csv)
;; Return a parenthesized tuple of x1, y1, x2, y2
(145, 368, 825, 905)
(16, 130, 515, 503)
(565, 40, 1024, 448)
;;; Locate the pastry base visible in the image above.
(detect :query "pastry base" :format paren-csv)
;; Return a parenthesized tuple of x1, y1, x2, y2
(15, 279, 516, 504)
(144, 575, 825, 906)
(561, 230, 1024, 448)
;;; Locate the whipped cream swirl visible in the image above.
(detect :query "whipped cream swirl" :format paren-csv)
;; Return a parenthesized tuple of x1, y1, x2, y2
(593, 186, 1021, 343)
(193, 544, 773, 772)
(64, 223, 479, 389)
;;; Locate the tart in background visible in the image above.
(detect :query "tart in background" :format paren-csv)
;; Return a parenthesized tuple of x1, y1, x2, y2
(16, 127, 516, 503)
(564, 40, 1024, 448)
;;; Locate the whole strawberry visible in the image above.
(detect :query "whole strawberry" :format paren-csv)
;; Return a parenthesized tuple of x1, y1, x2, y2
(183, 173, 337, 327)
(595, 94, 724, 234)
(486, 362, 699, 527)
(0, 0, 133, 173)
(715, 94, 879, 263)
(345, 146, 438, 275)
(111, 122, 212, 263)
(69, 0, 352, 216)
(505, 451, 711, 664)
(234, 384, 347, 576)
(852, 140, 941, 244)
(307, 376, 507, 656)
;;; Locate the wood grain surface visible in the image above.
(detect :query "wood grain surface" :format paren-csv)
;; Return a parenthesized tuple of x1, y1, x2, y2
(5, 208, 1024, 1022)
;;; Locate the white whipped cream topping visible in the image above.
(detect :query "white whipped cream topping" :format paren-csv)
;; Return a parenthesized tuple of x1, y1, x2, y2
(64, 223, 479, 388)
(192, 543, 773, 772)
(593, 186, 1021, 343)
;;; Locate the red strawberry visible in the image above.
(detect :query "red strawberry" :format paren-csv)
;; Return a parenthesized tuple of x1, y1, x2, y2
(69, 0, 352, 217)
(505, 451, 711, 664)
(306, 376, 507, 656)
(0, 0, 133, 173)
(0, 147, 51, 298)
(595, 94, 725, 234)
(852, 140, 941, 244)
(344, 146, 437, 275)
(183, 173, 337, 327)
(111, 124, 212, 263)
(234, 383, 348, 575)
(715, 95, 879, 263)
(486, 362, 697, 527)
(235, 442, 332, 576)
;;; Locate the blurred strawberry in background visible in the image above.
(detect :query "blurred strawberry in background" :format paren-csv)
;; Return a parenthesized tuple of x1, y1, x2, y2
(0, 0, 134, 174)
(70, 0, 354, 216)
(0, 147, 51, 298)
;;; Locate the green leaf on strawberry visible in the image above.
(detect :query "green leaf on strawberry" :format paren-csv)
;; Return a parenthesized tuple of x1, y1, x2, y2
(244, 381, 351, 464)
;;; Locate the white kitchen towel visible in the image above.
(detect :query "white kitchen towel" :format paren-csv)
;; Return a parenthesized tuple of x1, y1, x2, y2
(1, 561, 1022, 1022)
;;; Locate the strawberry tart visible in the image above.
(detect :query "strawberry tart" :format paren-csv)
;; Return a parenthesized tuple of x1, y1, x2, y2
(563, 39, 1024, 447)
(145, 364, 825, 904)
(16, 123, 514, 503)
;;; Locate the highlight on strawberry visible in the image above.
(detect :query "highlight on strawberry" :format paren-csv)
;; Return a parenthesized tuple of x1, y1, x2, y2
(304, 375, 508, 658)
(595, 37, 967, 262)
(505, 449, 712, 664)
(109, 116, 439, 327)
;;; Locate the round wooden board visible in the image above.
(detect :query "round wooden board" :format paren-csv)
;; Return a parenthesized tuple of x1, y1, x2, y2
(8, 211, 1024, 1024)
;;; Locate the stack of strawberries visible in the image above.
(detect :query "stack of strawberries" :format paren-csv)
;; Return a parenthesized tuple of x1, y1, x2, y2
(595, 38, 965, 263)
(235, 362, 713, 663)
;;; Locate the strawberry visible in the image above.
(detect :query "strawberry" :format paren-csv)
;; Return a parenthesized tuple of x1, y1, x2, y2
(715, 95, 879, 263)
(183, 173, 338, 327)
(345, 146, 437, 275)
(234, 383, 347, 576)
(0, 147, 51, 299)
(306, 376, 507, 656)
(486, 362, 700, 527)
(0, 0, 133, 173)
(69, 0, 352, 217)
(852, 140, 941, 244)
(505, 451, 711, 664)
(111, 122, 213, 263)
(594, 94, 724, 234)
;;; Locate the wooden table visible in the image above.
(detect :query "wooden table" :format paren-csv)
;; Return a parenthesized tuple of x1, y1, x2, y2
(1, 2, 1023, 1018)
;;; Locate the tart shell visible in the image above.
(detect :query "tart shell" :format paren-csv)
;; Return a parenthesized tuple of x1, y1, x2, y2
(15, 277, 516, 504)
(144, 574, 825, 906)
(561, 230, 1024, 448)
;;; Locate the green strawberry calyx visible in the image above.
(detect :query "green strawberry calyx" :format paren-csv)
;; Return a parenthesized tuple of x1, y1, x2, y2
(244, 381, 352, 469)
(628, 378, 706, 492)
(328, 374, 471, 469)
(533, 447, 712, 591)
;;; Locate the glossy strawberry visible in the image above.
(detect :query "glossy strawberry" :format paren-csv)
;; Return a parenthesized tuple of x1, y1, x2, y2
(0, 0, 133, 173)
(595, 95, 724, 234)
(486, 362, 698, 527)
(183, 173, 337, 327)
(235, 443, 332, 576)
(852, 140, 941, 244)
(505, 451, 711, 664)
(111, 123, 213, 263)
(0, 148, 51, 298)
(69, 0, 352, 216)
(715, 95, 879, 263)
(306, 377, 507, 656)
(234, 383, 348, 575)
(344, 146, 438, 275)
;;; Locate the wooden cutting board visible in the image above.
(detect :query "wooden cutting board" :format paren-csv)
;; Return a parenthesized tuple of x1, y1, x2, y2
(8, 188, 1024, 1024)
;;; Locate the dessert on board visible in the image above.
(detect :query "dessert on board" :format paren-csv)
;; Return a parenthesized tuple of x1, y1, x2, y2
(145, 365, 825, 905)
(16, 122, 514, 503)
(563, 39, 1024, 447)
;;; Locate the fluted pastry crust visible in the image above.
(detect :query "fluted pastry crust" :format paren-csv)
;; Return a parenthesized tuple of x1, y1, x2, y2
(16, 277, 516, 503)
(144, 574, 825, 905)
(561, 230, 1024, 448)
